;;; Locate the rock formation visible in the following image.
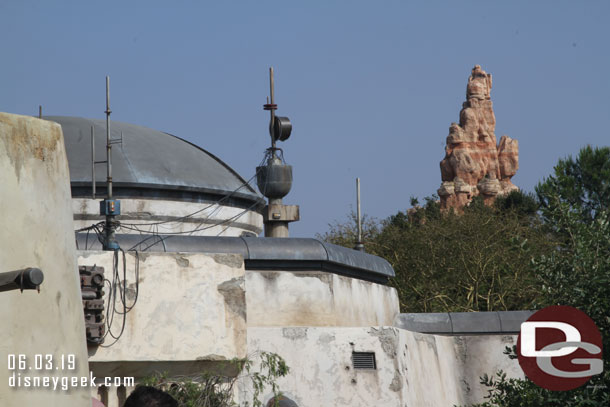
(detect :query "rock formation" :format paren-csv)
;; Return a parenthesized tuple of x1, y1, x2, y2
(438, 65, 519, 210)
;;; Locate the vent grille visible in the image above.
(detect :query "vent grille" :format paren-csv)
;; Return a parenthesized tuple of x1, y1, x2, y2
(352, 352, 376, 370)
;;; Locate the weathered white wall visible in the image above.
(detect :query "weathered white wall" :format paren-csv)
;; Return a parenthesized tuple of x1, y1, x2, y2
(246, 271, 400, 327)
(78, 251, 247, 379)
(244, 327, 523, 407)
(73, 198, 263, 237)
(0, 113, 91, 407)
(401, 331, 521, 406)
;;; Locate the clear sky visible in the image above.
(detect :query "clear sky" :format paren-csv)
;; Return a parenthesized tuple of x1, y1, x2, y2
(1, 1, 609, 237)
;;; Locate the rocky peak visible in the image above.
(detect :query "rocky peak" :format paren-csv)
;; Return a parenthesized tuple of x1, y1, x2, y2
(438, 65, 519, 210)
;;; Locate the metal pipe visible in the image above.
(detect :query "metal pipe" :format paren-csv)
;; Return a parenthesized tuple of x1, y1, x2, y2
(357, 178, 362, 243)
(105, 76, 112, 199)
(104, 75, 117, 251)
(269, 67, 276, 150)
(354, 178, 365, 252)
(91, 126, 96, 199)
(0, 268, 44, 293)
(38, 105, 42, 119)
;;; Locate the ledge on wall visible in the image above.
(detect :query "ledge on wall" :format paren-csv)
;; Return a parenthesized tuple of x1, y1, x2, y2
(75, 234, 395, 284)
(394, 310, 535, 335)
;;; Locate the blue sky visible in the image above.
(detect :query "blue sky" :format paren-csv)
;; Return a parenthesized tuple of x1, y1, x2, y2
(1, 1, 609, 237)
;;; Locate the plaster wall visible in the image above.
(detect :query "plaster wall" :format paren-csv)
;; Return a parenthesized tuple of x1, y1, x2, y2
(245, 327, 523, 407)
(73, 198, 263, 237)
(0, 113, 91, 407)
(246, 270, 400, 327)
(78, 251, 247, 379)
(402, 331, 521, 406)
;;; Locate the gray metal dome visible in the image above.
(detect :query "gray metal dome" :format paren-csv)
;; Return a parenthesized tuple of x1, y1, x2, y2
(46, 116, 264, 209)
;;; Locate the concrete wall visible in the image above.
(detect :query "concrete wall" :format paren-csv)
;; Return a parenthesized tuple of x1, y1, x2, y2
(401, 331, 521, 406)
(0, 113, 91, 407)
(78, 251, 247, 379)
(246, 270, 400, 327)
(244, 327, 523, 407)
(73, 197, 263, 237)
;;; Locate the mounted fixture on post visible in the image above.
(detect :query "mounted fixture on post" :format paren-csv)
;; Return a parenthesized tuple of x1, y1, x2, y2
(256, 67, 299, 237)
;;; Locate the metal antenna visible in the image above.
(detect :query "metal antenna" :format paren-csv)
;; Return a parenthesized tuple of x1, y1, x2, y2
(100, 75, 120, 250)
(91, 126, 96, 199)
(106, 76, 112, 200)
(268, 67, 276, 151)
(264, 67, 277, 153)
(354, 178, 364, 252)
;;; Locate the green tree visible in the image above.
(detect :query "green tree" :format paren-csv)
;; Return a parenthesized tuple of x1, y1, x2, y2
(381, 197, 552, 312)
(320, 192, 554, 313)
(536, 145, 610, 223)
(320, 210, 380, 249)
(471, 146, 610, 406)
(470, 208, 610, 407)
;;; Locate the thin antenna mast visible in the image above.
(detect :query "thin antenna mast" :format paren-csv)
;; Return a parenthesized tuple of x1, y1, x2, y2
(91, 126, 96, 199)
(106, 76, 112, 200)
(99, 75, 120, 250)
(354, 178, 364, 252)
(268, 67, 277, 151)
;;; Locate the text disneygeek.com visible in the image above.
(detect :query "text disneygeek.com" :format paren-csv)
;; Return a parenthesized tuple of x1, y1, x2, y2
(8, 372, 135, 391)
(7, 354, 134, 391)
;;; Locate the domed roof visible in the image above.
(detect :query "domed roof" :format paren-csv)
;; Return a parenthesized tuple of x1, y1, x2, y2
(46, 116, 263, 208)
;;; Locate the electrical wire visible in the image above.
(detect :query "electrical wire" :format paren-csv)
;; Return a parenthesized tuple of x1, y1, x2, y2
(99, 248, 139, 348)
(75, 157, 269, 347)
(118, 168, 262, 229)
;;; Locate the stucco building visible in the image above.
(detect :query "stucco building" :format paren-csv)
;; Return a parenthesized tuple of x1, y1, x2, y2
(1, 113, 528, 407)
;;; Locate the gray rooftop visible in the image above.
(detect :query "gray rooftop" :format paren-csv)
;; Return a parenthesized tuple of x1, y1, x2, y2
(46, 116, 263, 206)
(75, 234, 395, 284)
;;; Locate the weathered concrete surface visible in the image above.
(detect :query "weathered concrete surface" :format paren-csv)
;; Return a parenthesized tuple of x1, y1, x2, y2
(245, 327, 523, 407)
(244, 327, 406, 406)
(401, 332, 521, 406)
(73, 198, 263, 237)
(0, 113, 90, 407)
(79, 251, 247, 378)
(246, 271, 400, 327)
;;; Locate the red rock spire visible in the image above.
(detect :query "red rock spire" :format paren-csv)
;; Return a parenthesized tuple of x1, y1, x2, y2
(438, 65, 519, 210)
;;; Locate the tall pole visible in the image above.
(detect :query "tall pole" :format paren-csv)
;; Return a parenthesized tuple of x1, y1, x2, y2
(354, 178, 364, 251)
(103, 75, 119, 250)
(91, 126, 96, 199)
(105, 76, 112, 200)
(269, 67, 276, 151)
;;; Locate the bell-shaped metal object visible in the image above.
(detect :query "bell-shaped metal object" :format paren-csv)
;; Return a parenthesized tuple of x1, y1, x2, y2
(257, 158, 293, 199)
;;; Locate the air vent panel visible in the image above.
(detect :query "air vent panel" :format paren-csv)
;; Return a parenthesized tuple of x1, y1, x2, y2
(352, 351, 376, 370)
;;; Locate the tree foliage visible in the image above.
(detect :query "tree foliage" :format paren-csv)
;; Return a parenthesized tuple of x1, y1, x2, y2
(142, 351, 290, 407)
(470, 208, 610, 407)
(536, 145, 610, 223)
(320, 192, 554, 313)
(470, 146, 610, 406)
